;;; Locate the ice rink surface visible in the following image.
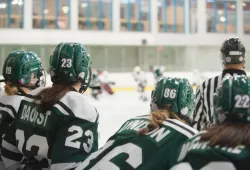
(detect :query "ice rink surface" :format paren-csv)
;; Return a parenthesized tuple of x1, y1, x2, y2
(85, 91, 152, 147)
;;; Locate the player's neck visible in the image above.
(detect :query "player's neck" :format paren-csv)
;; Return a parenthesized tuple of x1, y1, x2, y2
(71, 82, 81, 92)
(19, 87, 30, 94)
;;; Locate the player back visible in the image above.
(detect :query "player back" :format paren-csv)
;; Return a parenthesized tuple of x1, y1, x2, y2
(175, 132, 250, 170)
(76, 115, 197, 170)
(2, 87, 99, 170)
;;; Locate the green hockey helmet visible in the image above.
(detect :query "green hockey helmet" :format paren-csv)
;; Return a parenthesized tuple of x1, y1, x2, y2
(50, 42, 91, 93)
(2, 51, 44, 88)
(151, 77, 195, 119)
(214, 74, 250, 123)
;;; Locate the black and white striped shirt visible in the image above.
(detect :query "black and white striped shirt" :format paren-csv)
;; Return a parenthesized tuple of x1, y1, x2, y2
(192, 69, 247, 131)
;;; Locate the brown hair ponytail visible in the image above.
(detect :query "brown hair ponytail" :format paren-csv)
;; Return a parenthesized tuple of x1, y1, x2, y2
(37, 85, 72, 111)
(4, 82, 18, 95)
(138, 110, 183, 135)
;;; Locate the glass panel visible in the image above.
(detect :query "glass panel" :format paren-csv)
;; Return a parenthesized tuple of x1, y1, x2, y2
(79, 0, 112, 31)
(90, 46, 107, 70)
(0, 0, 24, 28)
(120, 0, 151, 32)
(106, 47, 123, 72)
(207, 0, 236, 33)
(33, 0, 70, 29)
(0, 45, 231, 73)
(243, 1, 250, 34)
(123, 46, 139, 71)
(158, 0, 184, 33)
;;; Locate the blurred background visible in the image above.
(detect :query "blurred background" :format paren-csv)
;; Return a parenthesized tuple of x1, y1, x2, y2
(0, 0, 250, 73)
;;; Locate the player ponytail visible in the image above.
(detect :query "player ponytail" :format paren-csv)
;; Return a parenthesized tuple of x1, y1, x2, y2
(139, 110, 183, 135)
(4, 82, 18, 95)
(200, 122, 250, 148)
(36, 85, 72, 111)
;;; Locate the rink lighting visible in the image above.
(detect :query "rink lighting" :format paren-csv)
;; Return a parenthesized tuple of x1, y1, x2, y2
(81, 2, 88, 8)
(44, 9, 49, 14)
(62, 6, 69, 14)
(0, 3, 7, 9)
(12, 0, 23, 6)
(220, 16, 226, 22)
(218, 10, 223, 15)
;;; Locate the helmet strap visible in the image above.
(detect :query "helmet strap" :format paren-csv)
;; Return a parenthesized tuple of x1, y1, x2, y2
(79, 67, 92, 94)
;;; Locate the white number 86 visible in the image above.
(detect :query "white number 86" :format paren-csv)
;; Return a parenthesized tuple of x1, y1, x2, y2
(164, 88, 177, 99)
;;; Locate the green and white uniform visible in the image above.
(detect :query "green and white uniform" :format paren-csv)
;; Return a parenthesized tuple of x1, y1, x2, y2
(172, 75, 250, 170)
(0, 94, 24, 170)
(75, 115, 197, 170)
(1, 87, 99, 170)
(171, 131, 249, 170)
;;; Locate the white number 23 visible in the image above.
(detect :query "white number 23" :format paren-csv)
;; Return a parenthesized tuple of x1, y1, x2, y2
(65, 125, 94, 153)
(61, 59, 72, 68)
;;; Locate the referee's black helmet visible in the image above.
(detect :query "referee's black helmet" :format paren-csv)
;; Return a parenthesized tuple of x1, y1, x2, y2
(220, 37, 246, 65)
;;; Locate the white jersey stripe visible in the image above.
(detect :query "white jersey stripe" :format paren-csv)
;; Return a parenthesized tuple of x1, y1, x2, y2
(0, 106, 14, 118)
(1, 156, 20, 169)
(162, 121, 194, 138)
(167, 119, 198, 134)
(2, 139, 20, 153)
(51, 162, 81, 170)
(53, 104, 69, 116)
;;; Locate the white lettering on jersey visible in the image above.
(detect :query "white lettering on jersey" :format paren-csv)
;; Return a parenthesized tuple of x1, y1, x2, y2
(178, 134, 245, 162)
(149, 128, 171, 142)
(20, 105, 51, 127)
(118, 120, 149, 132)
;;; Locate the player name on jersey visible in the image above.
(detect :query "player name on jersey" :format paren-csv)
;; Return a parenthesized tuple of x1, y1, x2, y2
(118, 119, 172, 143)
(20, 104, 51, 127)
(178, 134, 245, 162)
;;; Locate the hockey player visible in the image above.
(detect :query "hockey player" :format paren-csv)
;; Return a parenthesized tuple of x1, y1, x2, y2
(75, 77, 197, 170)
(99, 71, 115, 95)
(89, 69, 101, 99)
(0, 51, 45, 170)
(171, 74, 250, 170)
(1, 43, 99, 170)
(133, 66, 148, 101)
(149, 65, 165, 84)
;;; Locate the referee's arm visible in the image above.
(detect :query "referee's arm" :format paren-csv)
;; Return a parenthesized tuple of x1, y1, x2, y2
(192, 85, 207, 130)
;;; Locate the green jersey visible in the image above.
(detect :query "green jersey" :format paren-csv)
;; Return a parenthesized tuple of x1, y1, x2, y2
(75, 115, 197, 170)
(172, 131, 250, 170)
(1, 87, 99, 170)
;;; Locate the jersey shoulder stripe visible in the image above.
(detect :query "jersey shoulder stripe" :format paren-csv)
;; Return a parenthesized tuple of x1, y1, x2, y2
(167, 119, 198, 134)
(0, 95, 24, 118)
(163, 120, 198, 138)
(55, 91, 98, 122)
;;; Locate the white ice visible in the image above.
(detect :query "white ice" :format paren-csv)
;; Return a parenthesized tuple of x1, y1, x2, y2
(85, 91, 151, 148)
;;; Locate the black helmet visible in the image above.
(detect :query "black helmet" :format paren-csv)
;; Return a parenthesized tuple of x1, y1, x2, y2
(220, 37, 246, 65)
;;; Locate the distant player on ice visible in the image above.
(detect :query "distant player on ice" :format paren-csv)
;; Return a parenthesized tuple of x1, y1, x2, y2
(149, 65, 165, 84)
(89, 69, 102, 99)
(99, 70, 115, 95)
(133, 66, 148, 101)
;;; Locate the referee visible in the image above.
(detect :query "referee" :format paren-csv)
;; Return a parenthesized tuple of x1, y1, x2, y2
(192, 37, 247, 130)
